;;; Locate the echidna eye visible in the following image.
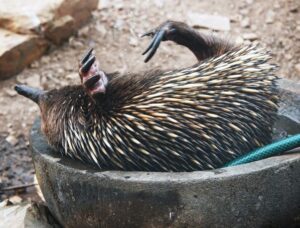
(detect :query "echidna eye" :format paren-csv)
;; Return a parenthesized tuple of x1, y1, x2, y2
(43, 94, 53, 101)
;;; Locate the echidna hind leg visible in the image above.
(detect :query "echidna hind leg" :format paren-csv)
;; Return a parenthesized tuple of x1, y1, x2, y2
(142, 20, 235, 63)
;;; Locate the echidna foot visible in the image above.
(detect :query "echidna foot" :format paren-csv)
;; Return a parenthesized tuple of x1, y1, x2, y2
(79, 49, 108, 96)
(141, 20, 183, 62)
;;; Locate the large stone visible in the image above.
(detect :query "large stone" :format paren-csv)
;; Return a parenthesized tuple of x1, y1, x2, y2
(0, 29, 48, 80)
(45, 15, 75, 45)
(0, 0, 61, 34)
(0, 0, 99, 80)
(54, 0, 99, 28)
(0, 0, 98, 34)
(242, 32, 259, 41)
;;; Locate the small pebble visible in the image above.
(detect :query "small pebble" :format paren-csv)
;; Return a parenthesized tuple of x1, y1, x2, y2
(295, 64, 300, 75)
(243, 33, 259, 41)
(9, 195, 22, 204)
(265, 10, 275, 24)
(129, 37, 138, 46)
(284, 54, 292, 60)
(241, 17, 250, 28)
(5, 135, 18, 146)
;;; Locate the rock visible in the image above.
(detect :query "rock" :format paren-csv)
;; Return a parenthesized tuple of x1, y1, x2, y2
(56, 0, 99, 28)
(295, 64, 300, 75)
(30, 60, 40, 69)
(115, 2, 124, 10)
(69, 38, 84, 48)
(56, 68, 64, 75)
(5, 134, 18, 146)
(0, 29, 48, 80)
(0, 109, 8, 116)
(265, 10, 275, 24)
(0, 202, 60, 228)
(0, 200, 12, 208)
(285, 54, 292, 60)
(3, 87, 17, 97)
(0, 0, 98, 34)
(95, 23, 107, 35)
(289, 6, 299, 13)
(45, 15, 75, 45)
(66, 72, 78, 80)
(274, 2, 280, 9)
(0, 202, 30, 227)
(251, 24, 257, 31)
(187, 12, 230, 31)
(0, 0, 61, 34)
(241, 17, 250, 28)
(9, 195, 22, 204)
(129, 37, 138, 46)
(64, 61, 73, 71)
(114, 19, 124, 30)
(230, 14, 242, 23)
(78, 26, 90, 38)
(242, 32, 259, 41)
(239, 9, 249, 16)
(235, 36, 244, 44)
(0, 0, 99, 80)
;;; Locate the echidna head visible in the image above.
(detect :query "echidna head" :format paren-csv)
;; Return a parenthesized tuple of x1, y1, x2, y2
(15, 84, 68, 142)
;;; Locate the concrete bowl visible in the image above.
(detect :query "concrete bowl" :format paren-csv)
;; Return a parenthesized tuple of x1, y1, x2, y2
(30, 119, 300, 228)
(30, 79, 300, 227)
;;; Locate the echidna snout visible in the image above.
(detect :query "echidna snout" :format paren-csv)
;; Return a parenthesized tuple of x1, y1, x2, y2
(15, 84, 45, 104)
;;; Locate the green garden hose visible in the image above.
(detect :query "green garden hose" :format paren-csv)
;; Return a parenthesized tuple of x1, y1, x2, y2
(224, 134, 300, 167)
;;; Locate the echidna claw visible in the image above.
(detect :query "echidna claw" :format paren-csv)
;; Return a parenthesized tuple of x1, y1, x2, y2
(81, 56, 96, 74)
(84, 74, 101, 88)
(140, 30, 155, 38)
(142, 31, 159, 55)
(142, 30, 165, 63)
(81, 48, 93, 65)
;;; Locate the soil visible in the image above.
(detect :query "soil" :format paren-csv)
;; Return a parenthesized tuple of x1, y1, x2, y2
(0, 0, 299, 201)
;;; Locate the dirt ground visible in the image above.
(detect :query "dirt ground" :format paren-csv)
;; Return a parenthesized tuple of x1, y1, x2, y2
(0, 0, 299, 201)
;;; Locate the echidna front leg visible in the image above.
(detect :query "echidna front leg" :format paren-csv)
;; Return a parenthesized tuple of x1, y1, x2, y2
(79, 49, 108, 96)
(142, 20, 234, 63)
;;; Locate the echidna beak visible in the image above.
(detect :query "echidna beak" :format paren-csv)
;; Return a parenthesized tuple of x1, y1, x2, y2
(15, 84, 45, 104)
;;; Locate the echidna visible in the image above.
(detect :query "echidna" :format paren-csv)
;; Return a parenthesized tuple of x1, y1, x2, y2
(15, 21, 279, 172)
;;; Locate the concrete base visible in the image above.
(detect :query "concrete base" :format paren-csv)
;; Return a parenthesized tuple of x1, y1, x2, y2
(30, 119, 300, 228)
